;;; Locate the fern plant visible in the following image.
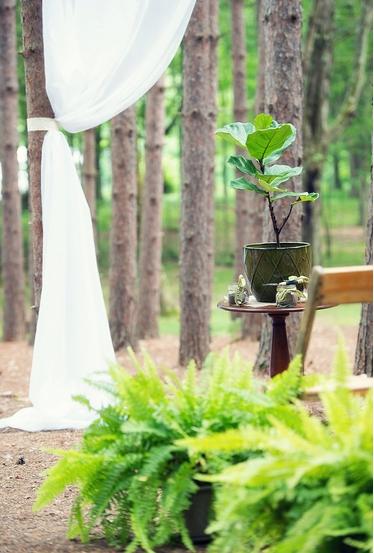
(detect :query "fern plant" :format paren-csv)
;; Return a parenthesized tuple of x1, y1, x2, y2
(181, 344, 373, 553)
(33, 347, 304, 553)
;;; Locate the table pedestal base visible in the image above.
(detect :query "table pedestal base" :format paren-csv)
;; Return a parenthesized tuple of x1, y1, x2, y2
(268, 312, 290, 378)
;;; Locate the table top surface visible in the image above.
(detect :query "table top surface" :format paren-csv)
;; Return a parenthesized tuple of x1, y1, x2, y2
(217, 299, 336, 315)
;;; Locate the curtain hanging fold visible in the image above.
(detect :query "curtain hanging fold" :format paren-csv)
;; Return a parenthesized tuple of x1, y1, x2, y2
(0, 0, 196, 431)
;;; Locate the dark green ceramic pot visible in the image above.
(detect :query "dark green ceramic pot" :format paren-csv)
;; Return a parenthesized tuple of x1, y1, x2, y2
(243, 242, 311, 303)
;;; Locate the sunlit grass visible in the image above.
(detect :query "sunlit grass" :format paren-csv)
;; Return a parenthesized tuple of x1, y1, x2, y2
(315, 303, 361, 327)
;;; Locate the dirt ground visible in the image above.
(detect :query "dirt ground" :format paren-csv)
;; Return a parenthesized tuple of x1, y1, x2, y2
(0, 324, 359, 553)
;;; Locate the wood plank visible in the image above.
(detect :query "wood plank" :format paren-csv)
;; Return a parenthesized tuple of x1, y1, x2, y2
(302, 375, 373, 401)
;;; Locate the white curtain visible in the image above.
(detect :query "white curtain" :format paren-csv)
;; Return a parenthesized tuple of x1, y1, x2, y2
(0, 0, 196, 431)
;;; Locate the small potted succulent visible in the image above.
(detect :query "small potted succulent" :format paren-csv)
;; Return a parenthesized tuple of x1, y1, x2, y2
(216, 113, 319, 302)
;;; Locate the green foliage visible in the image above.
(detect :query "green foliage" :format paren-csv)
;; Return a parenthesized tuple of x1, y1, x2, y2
(182, 346, 373, 553)
(216, 114, 319, 245)
(34, 348, 304, 551)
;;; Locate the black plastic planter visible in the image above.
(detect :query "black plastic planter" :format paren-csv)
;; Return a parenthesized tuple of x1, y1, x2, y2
(183, 482, 213, 544)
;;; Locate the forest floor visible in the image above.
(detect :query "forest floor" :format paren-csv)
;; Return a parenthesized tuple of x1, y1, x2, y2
(0, 323, 359, 553)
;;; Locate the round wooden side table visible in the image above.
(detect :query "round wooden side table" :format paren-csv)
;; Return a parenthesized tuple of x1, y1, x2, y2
(217, 299, 333, 378)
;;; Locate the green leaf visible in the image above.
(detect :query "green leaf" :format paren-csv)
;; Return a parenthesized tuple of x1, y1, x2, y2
(254, 113, 273, 130)
(228, 177, 268, 195)
(257, 178, 286, 193)
(291, 192, 319, 205)
(271, 191, 319, 203)
(263, 128, 297, 165)
(255, 165, 302, 188)
(215, 122, 255, 149)
(246, 124, 296, 164)
(227, 155, 257, 176)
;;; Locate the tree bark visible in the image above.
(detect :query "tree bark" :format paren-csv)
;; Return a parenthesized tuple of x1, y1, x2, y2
(0, 0, 25, 340)
(20, 0, 54, 317)
(83, 127, 98, 255)
(302, 0, 334, 262)
(137, 75, 165, 339)
(231, 0, 250, 288)
(109, 106, 138, 350)
(179, 0, 213, 368)
(263, 0, 303, 245)
(230, 0, 250, 334)
(207, 0, 219, 325)
(236, 0, 264, 340)
(354, 176, 373, 376)
(255, 0, 303, 372)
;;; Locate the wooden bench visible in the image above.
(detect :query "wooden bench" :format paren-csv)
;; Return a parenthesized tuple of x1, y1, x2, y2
(294, 265, 373, 399)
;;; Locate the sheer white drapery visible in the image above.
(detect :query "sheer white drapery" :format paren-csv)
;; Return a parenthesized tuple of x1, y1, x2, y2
(0, 0, 196, 431)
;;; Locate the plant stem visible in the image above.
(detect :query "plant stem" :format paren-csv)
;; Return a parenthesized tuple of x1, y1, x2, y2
(267, 194, 281, 247)
(278, 204, 294, 236)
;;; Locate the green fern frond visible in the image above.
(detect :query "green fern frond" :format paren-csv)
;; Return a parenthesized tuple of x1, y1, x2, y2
(153, 461, 196, 549)
(135, 445, 180, 481)
(33, 450, 104, 511)
(68, 495, 92, 542)
(332, 333, 352, 384)
(191, 345, 373, 553)
(180, 427, 251, 455)
(265, 355, 302, 404)
(120, 419, 169, 439)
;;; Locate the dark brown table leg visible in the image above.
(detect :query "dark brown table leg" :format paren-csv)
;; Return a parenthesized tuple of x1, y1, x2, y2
(268, 311, 290, 378)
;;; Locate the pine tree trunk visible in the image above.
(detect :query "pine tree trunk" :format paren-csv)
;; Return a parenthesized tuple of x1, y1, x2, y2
(235, 0, 264, 340)
(230, 0, 250, 331)
(232, 0, 250, 287)
(0, 0, 25, 340)
(255, 0, 303, 372)
(354, 177, 373, 376)
(207, 0, 219, 324)
(179, 0, 213, 368)
(109, 106, 138, 350)
(20, 0, 54, 317)
(302, 0, 334, 264)
(137, 75, 165, 339)
(83, 127, 98, 255)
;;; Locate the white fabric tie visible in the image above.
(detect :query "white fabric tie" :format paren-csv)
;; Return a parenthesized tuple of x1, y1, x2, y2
(27, 117, 59, 132)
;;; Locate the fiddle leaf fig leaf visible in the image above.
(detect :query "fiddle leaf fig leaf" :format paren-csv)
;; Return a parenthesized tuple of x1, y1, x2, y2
(256, 165, 303, 188)
(254, 113, 273, 130)
(216, 122, 255, 149)
(246, 124, 296, 165)
(271, 191, 320, 203)
(257, 178, 286, 193)
(263, 128, 297, 165)
(292, 192, 319, 204)
(227, 155, 257, 176)
(228, 177, 268, 196)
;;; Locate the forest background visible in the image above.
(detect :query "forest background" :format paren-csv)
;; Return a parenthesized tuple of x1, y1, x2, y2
(0, 0, 372, 369)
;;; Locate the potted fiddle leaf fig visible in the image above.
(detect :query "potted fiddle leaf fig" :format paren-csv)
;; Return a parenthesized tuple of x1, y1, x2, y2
(216, 113, 319, 302)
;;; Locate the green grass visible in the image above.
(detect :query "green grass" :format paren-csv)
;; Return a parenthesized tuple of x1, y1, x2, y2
(315, 303, 362, 327)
